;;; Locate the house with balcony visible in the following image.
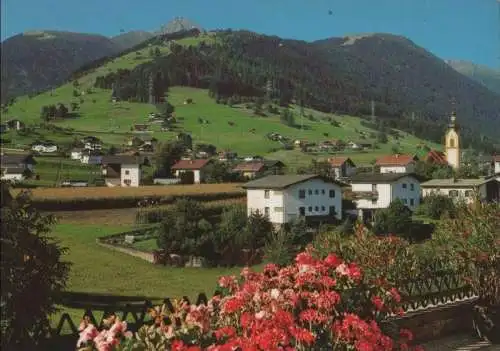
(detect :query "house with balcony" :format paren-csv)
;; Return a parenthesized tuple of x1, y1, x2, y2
(349, 173, 421, 221)
(421, 178, 499, 204)
(243, 174, 343, 224)
(376, 154, 418, 174)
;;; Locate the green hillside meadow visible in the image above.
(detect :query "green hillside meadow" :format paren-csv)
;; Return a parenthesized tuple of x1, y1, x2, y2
(3, 32, 441, 171)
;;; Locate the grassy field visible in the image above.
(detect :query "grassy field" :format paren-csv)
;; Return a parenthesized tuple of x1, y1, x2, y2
(48, 222, 243, 331)
(3, 30, 442, 169)
(16, 182, 244, 200)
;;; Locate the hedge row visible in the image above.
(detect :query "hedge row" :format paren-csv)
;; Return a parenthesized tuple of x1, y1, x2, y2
(33, 191, 245, 211)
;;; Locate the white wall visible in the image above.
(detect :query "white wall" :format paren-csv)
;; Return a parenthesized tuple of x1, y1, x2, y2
(495, 161, 500, 174)
(391, 176, 421, 211)
(422, 185, 486, 205)
(353, 176, 420, 210)
(81, 155, 102, 165)
(175, 169, 201, 183)
(1, 173, 24, 181)
(121, 164, 140, 187)
(246, 178, 342, 224)
(71, 151, 82, 160)
(380, 163, 414, 174)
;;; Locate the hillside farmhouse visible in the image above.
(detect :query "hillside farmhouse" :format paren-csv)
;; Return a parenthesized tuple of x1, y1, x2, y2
(328, 157, 356, 179)
(243, 174, 343, 224)
(376, 154, 418, 174)
(1, 167, 25, 182)
(101, 155, 142, 187)
(172, 159, 212, 184)
(349, 173, 421, 220)
(421, 178, 500, 204)
(32, 142, 58, 153)
(1, 154, 36, 172)
(233, 160, 285, 179)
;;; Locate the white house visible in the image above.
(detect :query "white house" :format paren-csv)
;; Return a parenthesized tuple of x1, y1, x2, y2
(328, 157, 356, 179)
(81, 151, 103, 165)
(32, 142, 58, 153)
(171, 159, 211, 184)
(243, 174, 343, 224)
(70, 148, 84, 160)
(376, 154, 418, 174)
(421, 178, 500, 204)
(101, 156, 142, 187)
(349, 173, 421, 219)
(1, 167, 25, 182)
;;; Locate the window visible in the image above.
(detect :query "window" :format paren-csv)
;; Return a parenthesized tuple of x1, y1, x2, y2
(449, 190, 459, 197)
(264, 190, 270, 199)
(321, 189, 325, 195)
(329, 206, 336, 215)
(314, 189, 319, 195)
(329, 189, 336, 198)
(299, 207, 305, 216)
(464, 190, 473, 197)
(410, 183, 415, 191)
(308, 206, 313, 212)
(314, 206, 319, 212)
(403, 198, 408, 204)
(402, 183, 407, 189)
(308, 189, 312, 195)
(124, 179, 131, 186)
(274, 207, 283, 212)
(410, 199, 415, 206)
(449, 138, 455, 148)
(372, 184, 377, 192)
(372, 199, 377, 205)
(321, 206, 325, 211)
(264, 207, 270, 216)
(299, 189, 306, 199)
(125, 170, 130, 175)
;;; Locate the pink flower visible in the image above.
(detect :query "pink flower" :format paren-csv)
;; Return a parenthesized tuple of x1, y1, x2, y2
(324, 254, 342, 268)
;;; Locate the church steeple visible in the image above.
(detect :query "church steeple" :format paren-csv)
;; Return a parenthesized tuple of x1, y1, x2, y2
(444, 108, 460, 169)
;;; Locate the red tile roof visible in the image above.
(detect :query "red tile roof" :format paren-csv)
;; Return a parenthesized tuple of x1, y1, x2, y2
(172, 159, 211, 170)
(328, 157, 352, 167)
(425, 150, 447, 165)
(375, 154, 416, 166)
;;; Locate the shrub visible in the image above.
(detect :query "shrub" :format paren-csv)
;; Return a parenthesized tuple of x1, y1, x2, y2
(77, 248, 421, 350)
(415, 193, 457, 220)
(1, 185, 70, 349)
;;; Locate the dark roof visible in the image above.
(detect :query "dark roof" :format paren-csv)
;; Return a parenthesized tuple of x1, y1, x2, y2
(233, 160, 284, 172)
(172, 159, 211, 170)
(1, 154, 36, 165)
(350, 172, 420, 183)
(243, 174, 340, 189)
(421, 178, 498, 188)
(101, 155, 141, 165)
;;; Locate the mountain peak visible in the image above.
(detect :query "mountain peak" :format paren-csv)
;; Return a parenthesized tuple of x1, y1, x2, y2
(157, 17, 201, 35)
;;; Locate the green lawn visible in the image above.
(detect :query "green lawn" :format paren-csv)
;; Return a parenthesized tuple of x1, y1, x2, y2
(49, 222, 243, 331)
(132, 238, 159, 251)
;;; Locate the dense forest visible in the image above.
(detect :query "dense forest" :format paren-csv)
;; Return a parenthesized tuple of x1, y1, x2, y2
(93, 30, 500, 153)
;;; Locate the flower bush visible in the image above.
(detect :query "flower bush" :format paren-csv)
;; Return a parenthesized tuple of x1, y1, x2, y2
(77, 247, 422, 350)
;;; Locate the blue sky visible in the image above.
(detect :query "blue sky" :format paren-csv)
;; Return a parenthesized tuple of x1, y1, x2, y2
(2, 0, 498, 68)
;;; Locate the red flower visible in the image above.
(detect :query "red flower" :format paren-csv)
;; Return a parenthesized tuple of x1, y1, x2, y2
(371, 295, 384, 311)
(214, 326, 236, 340)
(390, 288, 402, 303)
(324, 254, 343, 268)
(399, 328, 414, 341)
(171, 340, 185, 351)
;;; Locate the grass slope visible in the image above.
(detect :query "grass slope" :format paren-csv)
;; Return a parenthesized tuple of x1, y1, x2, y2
(4, 32, 441, 170)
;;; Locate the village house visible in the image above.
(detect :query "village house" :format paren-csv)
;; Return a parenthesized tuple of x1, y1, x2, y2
(81, 150, 103, 165)
(6, 119, 25, 131)
(171, 159, 212, 184)
(233, 160, 285, 179)
(1, 167, 25, 182)
(101, 155, 142, 187)
(424, 150, 447, 165)
(217, 150, 238, 162)
(243, 174, 343, 224)
(349, 173, 421, 220)
(1, 153, 36, 172)
(376, 154, 418, 174)
(328, 157, 357, 179)
(31, 142, 58, 153)
(421, 178, 500, 204)
(82, 136, 102, 151)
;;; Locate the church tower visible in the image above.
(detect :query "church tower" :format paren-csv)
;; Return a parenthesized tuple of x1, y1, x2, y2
(444, 110, 460, 169)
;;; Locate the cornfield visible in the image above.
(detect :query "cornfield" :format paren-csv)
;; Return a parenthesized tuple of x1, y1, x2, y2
(13, 183, 245, 200)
